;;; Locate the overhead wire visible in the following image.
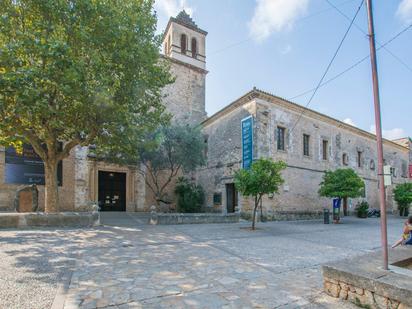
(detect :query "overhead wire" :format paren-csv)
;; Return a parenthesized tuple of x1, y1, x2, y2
(288, 0, 365, 134)
(289, 22, 412, 100)
(325, 0, 412, 74)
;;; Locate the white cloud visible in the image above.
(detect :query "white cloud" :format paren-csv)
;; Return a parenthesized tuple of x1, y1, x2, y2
(343, 118, 356, 127)
(369, 125, 406, 140)
(154, 0, 193, 18)
(397, 0, 412, 23)
(248, 0, 309, 41)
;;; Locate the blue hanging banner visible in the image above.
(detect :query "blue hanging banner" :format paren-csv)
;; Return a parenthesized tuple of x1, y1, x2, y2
(241, 116, 253, 169)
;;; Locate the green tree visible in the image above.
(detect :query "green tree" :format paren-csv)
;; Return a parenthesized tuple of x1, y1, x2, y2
(137, 125, 206, 206)
(393, 183, 412, 216)
(234, 158, 286, 230)
(0, 0, 172, 212)
(318, 168, 365, 215)
(174, 177, 205, 213)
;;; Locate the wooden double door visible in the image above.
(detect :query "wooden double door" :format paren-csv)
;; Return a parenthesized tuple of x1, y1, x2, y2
(98, 171, 126, 211)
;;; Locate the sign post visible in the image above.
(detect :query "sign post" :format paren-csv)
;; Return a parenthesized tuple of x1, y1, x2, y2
(333, 198, 341, 224)
(241, 116, 253, 169)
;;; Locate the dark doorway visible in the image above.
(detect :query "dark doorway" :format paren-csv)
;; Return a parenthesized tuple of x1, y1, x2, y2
(98, 171, 126, 212)
(226, 183, 238, 213)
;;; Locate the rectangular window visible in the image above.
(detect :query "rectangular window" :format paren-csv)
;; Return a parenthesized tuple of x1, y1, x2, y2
(390, 167, 397, 178)
(213, 193, 222, 205)
(303, 134, 310, 156)
(357, 151, 362, 168)
(322, 140, 328, 160)
(342, 153, 349, 165)
(277, 127, 285, 151)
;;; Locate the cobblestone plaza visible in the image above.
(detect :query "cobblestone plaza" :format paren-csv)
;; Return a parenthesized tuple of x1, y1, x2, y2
(0, 215, 409, 309)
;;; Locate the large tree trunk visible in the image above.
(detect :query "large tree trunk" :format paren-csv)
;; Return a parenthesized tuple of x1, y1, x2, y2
(343, 197, 348, 216)
(44, 161, 59, 213)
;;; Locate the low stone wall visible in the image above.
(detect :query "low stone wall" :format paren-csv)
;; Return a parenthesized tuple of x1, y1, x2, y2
(241, 210, 323, 222)
(323, 276, 406, 309)
(155, 213, 239, 225)
(322, 248, 412, 309)
(0, 212, 100, 229)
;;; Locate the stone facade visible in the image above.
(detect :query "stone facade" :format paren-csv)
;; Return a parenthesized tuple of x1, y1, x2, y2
(0, 11, 410, 216)
(161, 10, 207, 125)
(197, 89, 411, 216)
(161, 58, 207, 125)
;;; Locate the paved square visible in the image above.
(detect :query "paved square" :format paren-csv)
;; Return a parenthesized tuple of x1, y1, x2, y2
(0, 215, 410, 309)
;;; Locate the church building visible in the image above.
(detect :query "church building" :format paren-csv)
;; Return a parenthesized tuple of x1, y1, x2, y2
(0, 11, 410, 218)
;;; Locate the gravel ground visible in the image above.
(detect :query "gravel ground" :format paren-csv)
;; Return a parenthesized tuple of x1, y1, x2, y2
(0, 229, 91, 309)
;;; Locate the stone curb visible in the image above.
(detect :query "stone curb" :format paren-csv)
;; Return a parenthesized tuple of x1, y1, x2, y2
(0, 212, 100, 229)
(51, 267, 75, 309)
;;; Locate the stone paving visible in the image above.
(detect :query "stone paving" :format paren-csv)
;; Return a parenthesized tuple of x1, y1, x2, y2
(0, 214, 410, 309)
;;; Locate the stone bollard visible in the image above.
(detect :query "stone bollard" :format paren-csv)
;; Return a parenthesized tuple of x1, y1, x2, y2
(149, 205, 158, 225)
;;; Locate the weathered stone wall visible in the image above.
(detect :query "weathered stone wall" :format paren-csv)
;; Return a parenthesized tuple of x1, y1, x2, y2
(197, 100, 256, 213)
(0, 146, 149, 213)
(197, 90, 410, 216)
(143, 167, 183, 212)
(255, 97, 409, 212)
(161, 59, 207, 126)
(0, 146, 76, 212)
(323, 277, 407, 309)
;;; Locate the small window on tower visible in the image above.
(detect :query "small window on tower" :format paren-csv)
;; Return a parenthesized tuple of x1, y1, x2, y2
(191, 38, 197, 58)
(180, 34, 187, 54)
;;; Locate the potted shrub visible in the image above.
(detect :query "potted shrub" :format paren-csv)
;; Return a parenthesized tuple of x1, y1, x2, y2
(393, 183, 412, 217)
(355, 201, 369, 218)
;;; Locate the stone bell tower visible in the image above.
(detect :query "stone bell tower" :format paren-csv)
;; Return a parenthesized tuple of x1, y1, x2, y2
(161, 10, 208, 125)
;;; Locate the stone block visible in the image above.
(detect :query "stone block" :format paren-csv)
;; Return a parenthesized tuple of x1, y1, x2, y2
(339, 288, 348, 300)
(355, 287, 365, 296)
(325, 282, 340, 298)
(352, 290, 376, 309)
(374, 294, 388, 309)
(339, 282, 350, 291)
(388, 299, 400, 309)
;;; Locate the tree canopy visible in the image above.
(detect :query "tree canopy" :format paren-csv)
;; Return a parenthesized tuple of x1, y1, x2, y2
(138, 125, 206, 206)
(318, 168, 365, 199)
(0, 0, 172, 212)
(234, 158, 286, 229)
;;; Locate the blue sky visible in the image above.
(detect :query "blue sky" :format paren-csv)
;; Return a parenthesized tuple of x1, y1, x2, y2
(154, 0, 412, 140)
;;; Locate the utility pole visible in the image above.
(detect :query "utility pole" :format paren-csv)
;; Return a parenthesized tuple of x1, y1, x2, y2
(365, 0, 388, 270)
